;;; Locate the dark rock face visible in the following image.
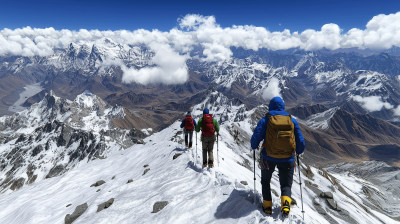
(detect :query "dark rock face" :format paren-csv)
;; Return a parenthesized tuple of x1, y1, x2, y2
(143, 168, 150, 176)
(65, 203, 88, 224)
(327, 198, 340, 211)
(46, 164, 65, 179)
(320, 192, 334, 199)
(10, 178, 25, 190)
(97, 198, 115, 212)
(31, 145, 43, 157)
(287, 104, 329, 119)
(240, 181, 248, 186)
(152, 201, 168, 213)
(128, 128, 145, 144)
(90, 180, 106, 187)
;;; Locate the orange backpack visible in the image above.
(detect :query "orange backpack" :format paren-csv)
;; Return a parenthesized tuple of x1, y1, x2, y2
(264, 114, 296, 158)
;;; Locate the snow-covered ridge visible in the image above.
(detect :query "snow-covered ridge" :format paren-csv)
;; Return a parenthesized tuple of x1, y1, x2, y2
(0, 93, 398, 223)
(297, 107, 339, 130)
(0, 91, 144, 193)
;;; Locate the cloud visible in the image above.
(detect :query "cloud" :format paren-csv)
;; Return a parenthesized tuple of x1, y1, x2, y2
(1, 12, 400, 84)
(352, 95, 394, 112)
(394, 105, 400, 117)
(121, 43, 189, 85)
(262, 77, 281, 101)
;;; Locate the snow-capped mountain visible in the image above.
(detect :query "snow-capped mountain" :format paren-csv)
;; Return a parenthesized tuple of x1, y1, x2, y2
(1, 44, 400, 123)
(0, 90, 146, 192)
(0, 92, 398, 224)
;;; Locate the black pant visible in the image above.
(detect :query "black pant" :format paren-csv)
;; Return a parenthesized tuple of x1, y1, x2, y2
(261, 160, 294, 201)
(184, 131, 193, 148)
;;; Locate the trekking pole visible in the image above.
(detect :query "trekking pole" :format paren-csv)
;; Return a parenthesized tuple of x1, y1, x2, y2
(195, 132, 198, 164)
(217, 134, 219, 167)
(253, 148, 256, 204)
(297, 155, 305, 220)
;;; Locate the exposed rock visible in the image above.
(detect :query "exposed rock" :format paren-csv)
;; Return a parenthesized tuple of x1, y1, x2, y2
(305, 180, 318, 188)
(90, 180, 106, 187)
(112, 176, 115, 180)
(128, 128, 145, 144)
(127, 179, 133, 184)
(97, 198, 114, 212)
(16, 134, 26, 143)
(152, 201, 168, 213)
(96, 189, 101, 192)
(320, 192, 334, 199)
(26, 164, 36, 180)
(46, 164, 65, 178)
(31, 145, 43, 157)
(327, 198, 340, 211)
(240, 181, 248, 186)
(27, 175, 37, 184)
(66, 204, 72, 207)
(10, 178, 25, 190)
(143, 168, 150, 176)
(173, 153, 182, 160)
(305, 164, 314, 179)
(313, 198, 327, 215)
(65, 203, 88, 224)
(144, 164, 149, 168)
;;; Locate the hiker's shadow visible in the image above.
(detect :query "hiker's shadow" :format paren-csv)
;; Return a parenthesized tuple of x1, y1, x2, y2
(214, 189, 260, 219)
(187, 161, 202, 173)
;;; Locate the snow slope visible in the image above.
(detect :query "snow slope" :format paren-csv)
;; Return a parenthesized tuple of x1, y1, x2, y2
(0, 93, 398, 224)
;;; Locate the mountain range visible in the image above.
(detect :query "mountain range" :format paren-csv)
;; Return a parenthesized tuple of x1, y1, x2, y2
(0, 41, 399, 223)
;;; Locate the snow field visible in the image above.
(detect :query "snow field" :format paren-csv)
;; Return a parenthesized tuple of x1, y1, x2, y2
(0, 119, 398, 223)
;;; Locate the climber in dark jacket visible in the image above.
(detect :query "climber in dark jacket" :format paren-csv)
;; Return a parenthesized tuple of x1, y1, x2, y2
(180, 111, 197, 149)
(251, 96, 305, 216)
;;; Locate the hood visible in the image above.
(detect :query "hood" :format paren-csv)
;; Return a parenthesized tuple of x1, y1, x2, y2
(268, 96, 285, 111)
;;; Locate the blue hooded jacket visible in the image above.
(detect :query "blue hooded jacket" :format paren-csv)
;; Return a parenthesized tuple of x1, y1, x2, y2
(251, 97, 305, 163)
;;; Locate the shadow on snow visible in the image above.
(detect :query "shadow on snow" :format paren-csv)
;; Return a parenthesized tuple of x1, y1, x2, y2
(214, 189, 260, 219)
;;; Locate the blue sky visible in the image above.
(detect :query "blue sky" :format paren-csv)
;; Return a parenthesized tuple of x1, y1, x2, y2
(1, 0, 399, 31)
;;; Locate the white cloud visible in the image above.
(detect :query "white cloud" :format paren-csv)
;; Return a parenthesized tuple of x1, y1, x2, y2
(393, 105, 400, 117)
(121, 43, 189, 85)
(262, 77, 281, 101)
(1, 12, 400, 84)
(352, 95, 394, 112)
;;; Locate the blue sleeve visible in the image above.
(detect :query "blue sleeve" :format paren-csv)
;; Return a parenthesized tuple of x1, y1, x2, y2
(180, 119, 185, 128)
(193, 118, 197, 128)
(292, 118, 305, 155)
(251, 117, 267, 150)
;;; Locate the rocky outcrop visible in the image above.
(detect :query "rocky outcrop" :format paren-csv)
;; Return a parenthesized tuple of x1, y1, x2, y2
(97, 198, 114, 212)
(65, 203, 88, 224)
(90, 180, 106, 187)
(152, 201, 168, 213)
(46, 164, 65, 179)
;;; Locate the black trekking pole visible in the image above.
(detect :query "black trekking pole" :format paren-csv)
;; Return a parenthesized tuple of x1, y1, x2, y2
(217, 134, 219, 167)
(253, 148, 256, 204)
(297, 155, 305, 220)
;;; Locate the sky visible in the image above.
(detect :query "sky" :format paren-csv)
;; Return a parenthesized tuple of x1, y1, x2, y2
(1, 0, 399, 32)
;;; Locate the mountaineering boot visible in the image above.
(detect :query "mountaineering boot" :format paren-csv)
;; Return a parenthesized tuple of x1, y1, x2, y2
(262, 200, 272, 215)
(208, 160, 214, 168)
(202, 162, 207, 168)
(281, 196, 291, 216)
